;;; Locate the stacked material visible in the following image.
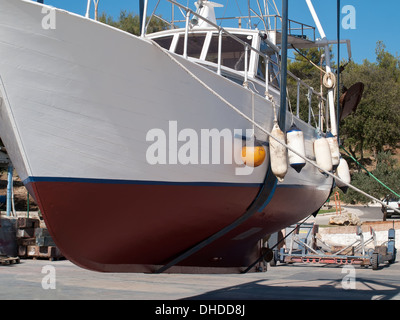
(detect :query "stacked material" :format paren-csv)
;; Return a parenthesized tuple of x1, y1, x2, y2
(16, 217, 63, 261)
(0, 215, 18, 257)
(0, 255, 20, 266)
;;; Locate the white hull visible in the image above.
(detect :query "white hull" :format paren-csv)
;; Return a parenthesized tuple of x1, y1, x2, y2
(0, 0, 333, 273)
(0, 0, 329, 186)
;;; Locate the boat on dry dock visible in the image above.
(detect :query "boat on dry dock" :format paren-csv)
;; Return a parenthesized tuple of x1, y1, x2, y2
(0, 0, 355, 273)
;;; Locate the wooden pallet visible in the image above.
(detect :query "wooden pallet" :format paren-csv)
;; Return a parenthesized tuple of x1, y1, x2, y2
(0, 256, 20, 266)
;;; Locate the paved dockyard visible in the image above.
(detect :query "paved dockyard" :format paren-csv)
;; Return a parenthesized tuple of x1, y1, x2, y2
(0, 254, 399, 300)
(1, 206, 399, 301)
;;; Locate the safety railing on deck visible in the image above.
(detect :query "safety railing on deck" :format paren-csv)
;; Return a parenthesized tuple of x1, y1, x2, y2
(270, 15, 315, 42)
(148, 0, 326, 129)
(171, 13, 315, 43)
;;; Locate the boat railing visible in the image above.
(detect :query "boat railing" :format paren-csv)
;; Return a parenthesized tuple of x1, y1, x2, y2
(170, 15, 315, 42)
(270, 15, 315, 43)
(149, 0, 326, 128)
(211, 15, 316, 43)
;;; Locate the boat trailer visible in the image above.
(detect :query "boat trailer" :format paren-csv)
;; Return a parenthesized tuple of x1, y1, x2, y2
(270, 223, 396, 270)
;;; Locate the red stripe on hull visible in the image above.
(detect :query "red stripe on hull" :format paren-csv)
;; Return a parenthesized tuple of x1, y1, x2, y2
(28, 181, 330, 273)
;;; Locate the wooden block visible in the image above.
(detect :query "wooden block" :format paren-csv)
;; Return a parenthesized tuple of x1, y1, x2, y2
(17, 237, 36, 246)
(17, 218, 40, 229)
(26, 245, 63, 260)
(27, 245, 39, 257)
(42, 246, 63, 259)
(16, 228, 35, 239)
(18, 245, 27, 258)
(34, 228, 51, 238)
(36, 236, 55, 247)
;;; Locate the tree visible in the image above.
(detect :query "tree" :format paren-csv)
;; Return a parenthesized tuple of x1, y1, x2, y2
(287, 47, 335, 128)
(99, 11, 168, 36)
(339, 151, 400, 204)
(340, 42, 400, 162)
(375, 41, 400, 81)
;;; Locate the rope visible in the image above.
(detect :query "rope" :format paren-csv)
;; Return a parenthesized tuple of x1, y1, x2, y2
(340, 146, 400, 199)
(292, 45, 326, 74)
(323, 72, 336, 89)
(292, 45, 336, 89)
(150, 40, 400, 215)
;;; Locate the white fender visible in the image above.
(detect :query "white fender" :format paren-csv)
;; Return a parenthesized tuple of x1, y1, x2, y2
(314, 137, 333, 172)
(326, 133, 340, 168)
(269, 122, 288, 182)
(287, 124, 306, 173)
(336, 157, 351, 187)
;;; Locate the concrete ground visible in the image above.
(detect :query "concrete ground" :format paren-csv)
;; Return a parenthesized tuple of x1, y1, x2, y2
(0, 250, 400, 300)
(0, 206, 399, 301)
(0, 253, 399, 300)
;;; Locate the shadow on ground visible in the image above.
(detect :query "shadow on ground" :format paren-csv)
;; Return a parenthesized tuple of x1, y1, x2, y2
(185, 275, 400, 300)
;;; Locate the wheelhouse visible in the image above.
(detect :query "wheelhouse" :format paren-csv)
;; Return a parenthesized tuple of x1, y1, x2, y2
(148, 28, 281, 91)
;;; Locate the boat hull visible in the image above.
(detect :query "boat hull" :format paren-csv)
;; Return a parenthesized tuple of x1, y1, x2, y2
(0, 0, 333, 273)
(27, 178, 329, 273)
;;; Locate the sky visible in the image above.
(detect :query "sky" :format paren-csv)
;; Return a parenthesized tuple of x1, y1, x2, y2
(35, 0, 400, 65)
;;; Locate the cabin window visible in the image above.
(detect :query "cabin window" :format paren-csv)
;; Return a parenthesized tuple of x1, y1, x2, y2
(175, 33, 206, 59)
(205, 34, 252, 71)
(153, 36, 174, 50)
(257, 39, 280, 88)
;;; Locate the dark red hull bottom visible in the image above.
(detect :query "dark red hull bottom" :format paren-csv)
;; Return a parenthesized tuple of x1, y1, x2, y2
(26, 179, 330, 273)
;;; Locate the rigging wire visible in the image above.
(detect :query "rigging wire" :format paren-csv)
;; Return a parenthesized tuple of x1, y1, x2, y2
(340, 146, 400, 199)
(219, 0, 230, 26)
(234, 0, 243, 17)
(292, 45, 327, 75)
(292, 44, 336, 89)
(248, 0, 251, 28)
(273, 0, 280, 16)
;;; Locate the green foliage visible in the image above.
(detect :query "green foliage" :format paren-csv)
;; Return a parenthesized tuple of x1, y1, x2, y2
(340, 47, 400, 160)
(375, 41, 400, 81)
(287, 47, 335, 126)
(288, 47, 324, 80)
(337, 171, 371, 204)
(98, 10, 169, 36)
(339, 152, 400, 204)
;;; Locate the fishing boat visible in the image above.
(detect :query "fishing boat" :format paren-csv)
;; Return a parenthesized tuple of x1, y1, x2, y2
(0, 0, 354, 273)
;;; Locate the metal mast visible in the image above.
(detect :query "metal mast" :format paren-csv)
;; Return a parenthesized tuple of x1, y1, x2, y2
(305, 0, 337, 136)
(279, 0, 288, 131)
(336, 0, 341, 140)
(140, 0, 149, 37)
